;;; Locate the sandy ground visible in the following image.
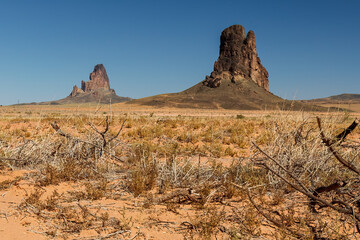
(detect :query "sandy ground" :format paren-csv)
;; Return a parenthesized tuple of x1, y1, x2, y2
(0, 170, 46, 240)
(0, 104, 359, 239)
(0, 169, 246, 239)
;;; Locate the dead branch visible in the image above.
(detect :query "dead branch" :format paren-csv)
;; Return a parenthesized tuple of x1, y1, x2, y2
(314, 181, 347, 195)
(265, 158, 360, 220)
(336, 119, 359, 142)
(51, 121, 72, 138)
(88, 117, 127, 156)
(153, 189, 192, 204)
(50, 121, 124, 162)
(108, 119, 127, 144)
(74, 229, 131, 240)
(252, 142, 360, 224)
(153, 183, 222, 204)
(252, 141, 311, 194)
(88, 116, 110, 149)
(0, 157, 30, 162)
(310, 181, 347, 212)
(231, 182, 304, 239)
(76, 202, 101, 220)
(316, 117, 360, 175)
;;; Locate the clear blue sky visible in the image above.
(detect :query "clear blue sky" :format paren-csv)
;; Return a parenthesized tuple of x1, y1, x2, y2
(0, 0, 359, 105)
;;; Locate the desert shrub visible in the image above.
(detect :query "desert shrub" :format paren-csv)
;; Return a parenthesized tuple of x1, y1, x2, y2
(184, 206, 226, 239)
(83, 179, 109, 200)
(224, 146, 236, 157)
(247, 114, 360, 239)
(127, 158, 158, 197)
(127, 143, 158, 196)
(254, 114, 357, 188)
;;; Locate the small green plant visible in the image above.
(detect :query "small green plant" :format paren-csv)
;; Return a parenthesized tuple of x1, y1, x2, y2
(236, 114, 245, 119)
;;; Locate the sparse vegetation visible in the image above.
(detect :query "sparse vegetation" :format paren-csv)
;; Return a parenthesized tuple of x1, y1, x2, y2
(0, 105, 359, 239)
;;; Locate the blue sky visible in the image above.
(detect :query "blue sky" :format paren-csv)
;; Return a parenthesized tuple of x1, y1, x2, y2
(0, 0, 359, 105)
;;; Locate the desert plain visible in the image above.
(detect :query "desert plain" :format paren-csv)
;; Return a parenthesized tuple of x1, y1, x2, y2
(0, 103, 359, 240)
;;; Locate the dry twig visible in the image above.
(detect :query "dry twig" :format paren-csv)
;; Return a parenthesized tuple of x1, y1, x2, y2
(317, 117, 360, 175)
(51, 121, 125, 162)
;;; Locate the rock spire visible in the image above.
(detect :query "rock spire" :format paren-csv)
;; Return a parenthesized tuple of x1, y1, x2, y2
(203, 25, 269, 90)
(70, 64, 115, 97)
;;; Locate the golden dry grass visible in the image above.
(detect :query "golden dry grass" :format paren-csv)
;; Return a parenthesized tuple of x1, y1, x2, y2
(0, 104, 359, 239)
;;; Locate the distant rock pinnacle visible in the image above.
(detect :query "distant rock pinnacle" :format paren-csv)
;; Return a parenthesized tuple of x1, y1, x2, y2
(203, 25, 269, 91)
(81, 64, 110, 92)
(70, 64, 115, 97)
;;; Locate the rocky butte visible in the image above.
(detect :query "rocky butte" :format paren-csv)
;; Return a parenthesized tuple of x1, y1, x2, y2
(202, 24, 269, 90)
(128, 24, 324, 111)
(43, 64, 131, 105)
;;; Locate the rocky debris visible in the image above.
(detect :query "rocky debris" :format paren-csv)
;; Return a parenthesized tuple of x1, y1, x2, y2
(70, 85, 84, 97)
(202, 75, 222, 88)
(203, 25, 269, 90)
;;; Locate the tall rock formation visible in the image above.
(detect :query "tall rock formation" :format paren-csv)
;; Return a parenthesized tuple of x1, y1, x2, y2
(127, 24, 326, 111)
(54, 64, 131, 104)
(33, 63, 131, 105)
(70, 64, 115, 97)
(81, 64, 110, 92)
(203, 25, 269, 91)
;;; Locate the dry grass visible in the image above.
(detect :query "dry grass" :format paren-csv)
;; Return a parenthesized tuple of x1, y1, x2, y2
(0, 105, 359, 239)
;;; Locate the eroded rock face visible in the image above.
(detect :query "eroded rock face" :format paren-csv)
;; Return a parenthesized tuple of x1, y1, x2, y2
(203, 25, 269, 91)
(69, 64, 116, 96)
(70, 85, 84, 97)
(81, 64, 110, 92)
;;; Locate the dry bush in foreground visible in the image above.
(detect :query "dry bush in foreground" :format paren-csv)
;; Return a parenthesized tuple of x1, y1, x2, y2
(243, 115, 360, 239)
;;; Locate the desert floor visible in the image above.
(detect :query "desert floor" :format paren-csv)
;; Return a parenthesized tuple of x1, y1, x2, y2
(0, 103, 359, 239)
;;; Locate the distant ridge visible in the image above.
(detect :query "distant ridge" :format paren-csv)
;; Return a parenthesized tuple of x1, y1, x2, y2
(307, 94, 360, 102)
(299, 93, 360, 112)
